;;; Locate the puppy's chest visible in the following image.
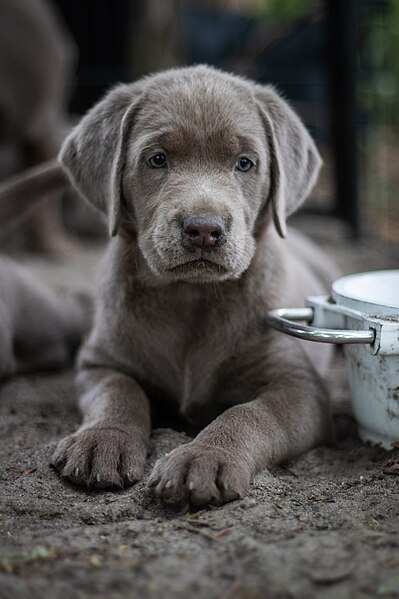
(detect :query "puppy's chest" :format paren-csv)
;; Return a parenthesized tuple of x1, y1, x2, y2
(130, 299, 232, 405)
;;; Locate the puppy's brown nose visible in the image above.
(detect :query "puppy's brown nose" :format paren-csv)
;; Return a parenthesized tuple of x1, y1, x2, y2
(182, 216, 225, 249)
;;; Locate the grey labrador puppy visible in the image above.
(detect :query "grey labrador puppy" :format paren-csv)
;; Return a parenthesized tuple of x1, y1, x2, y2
(51, 65, 336, 506)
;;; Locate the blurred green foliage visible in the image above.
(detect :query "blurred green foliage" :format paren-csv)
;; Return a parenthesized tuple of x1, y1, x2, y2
(257, 0, 399, 122)
(257, 0, 313, 22)
(253, 0, 399, 238)
(362, 0, 399, 122)
(360, 1, 399, 240)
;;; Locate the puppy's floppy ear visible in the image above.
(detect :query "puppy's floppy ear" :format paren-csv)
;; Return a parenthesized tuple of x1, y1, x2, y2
(254, 85, 322, 238)
(59, 83, 143, 236)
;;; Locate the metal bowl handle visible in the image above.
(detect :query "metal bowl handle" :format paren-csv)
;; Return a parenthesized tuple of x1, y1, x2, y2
(266, 308, 375, 344)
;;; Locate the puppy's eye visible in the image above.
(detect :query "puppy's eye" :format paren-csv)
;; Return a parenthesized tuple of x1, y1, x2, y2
(147, 153, 167, 168)
(235, 157, 254, 172)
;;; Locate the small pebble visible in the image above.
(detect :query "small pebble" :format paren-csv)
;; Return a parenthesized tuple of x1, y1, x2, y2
(239, 498, 257, 509)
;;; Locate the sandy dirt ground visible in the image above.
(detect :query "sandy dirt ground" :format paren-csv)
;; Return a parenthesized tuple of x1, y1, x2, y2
(1, 220, 399, 599)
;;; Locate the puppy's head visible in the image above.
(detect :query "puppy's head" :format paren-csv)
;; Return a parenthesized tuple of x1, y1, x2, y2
(60, 66, 321, 283)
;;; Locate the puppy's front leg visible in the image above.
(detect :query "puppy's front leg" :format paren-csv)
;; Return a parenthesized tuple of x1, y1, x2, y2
(52, 368, 151, 489)
(149, 334, 333, 506)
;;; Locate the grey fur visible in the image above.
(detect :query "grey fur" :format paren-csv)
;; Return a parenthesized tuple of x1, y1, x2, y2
(52, 65, 337, 505)
(0, 255, 92, 382)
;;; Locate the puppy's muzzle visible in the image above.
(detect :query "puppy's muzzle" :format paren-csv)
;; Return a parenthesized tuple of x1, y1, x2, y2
(181, 216, 226, 251)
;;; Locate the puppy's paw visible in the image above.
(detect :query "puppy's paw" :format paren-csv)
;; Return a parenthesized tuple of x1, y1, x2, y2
(51, 426, 147, 489)
(148, 442, 250, 507)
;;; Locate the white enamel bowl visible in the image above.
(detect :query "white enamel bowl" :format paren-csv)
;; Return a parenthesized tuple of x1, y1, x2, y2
(267, 270, 399, 449)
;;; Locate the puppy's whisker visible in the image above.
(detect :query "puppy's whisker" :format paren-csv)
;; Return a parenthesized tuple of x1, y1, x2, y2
(123, 240, 141, 270)
(123, 242, 138, 260)
(212, 283, 219, 300)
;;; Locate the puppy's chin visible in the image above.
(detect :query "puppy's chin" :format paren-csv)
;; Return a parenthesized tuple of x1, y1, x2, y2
(144, 256, 242, 284)
(166, 258, 233, 283)
(139, 239, 255, 284)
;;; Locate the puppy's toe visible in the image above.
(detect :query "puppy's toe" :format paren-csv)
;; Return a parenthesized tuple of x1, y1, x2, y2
(89, 437, 146, 489)
(121, 453, 146, 488)
(150, 451, 190, 505)
(51, 435, 76, 473)
(216, 462, 250, 504)
(185, 456, 222, 506)
(52, 435, 94, 486)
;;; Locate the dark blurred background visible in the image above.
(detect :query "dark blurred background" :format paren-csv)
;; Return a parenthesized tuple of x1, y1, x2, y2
(2, 0, 399, 248)
(53, 0, 399, 242)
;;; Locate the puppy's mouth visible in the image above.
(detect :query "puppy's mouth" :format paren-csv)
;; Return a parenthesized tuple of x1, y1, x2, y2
(168, 258, 228, 274)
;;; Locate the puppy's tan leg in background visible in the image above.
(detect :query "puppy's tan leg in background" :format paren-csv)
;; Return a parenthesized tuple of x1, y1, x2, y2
(0, 160, 66, 237)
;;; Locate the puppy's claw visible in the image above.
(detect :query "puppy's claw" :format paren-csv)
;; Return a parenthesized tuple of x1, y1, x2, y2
(125, 472, 139, 487)
(50, 458, 65, 472)
(165, 480, 172, 489)
(74, 467, 80, 478)
(188, 481, 195, 491)
(96, 473, 101, 483)
(148, 476, 160, 488)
